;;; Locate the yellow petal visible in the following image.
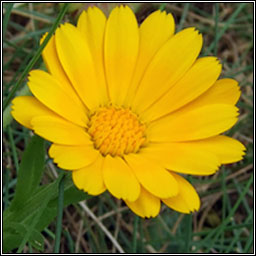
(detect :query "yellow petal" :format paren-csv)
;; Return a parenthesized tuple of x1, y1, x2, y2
(186, 78, 241, 108)
(141, 57, 222, 122)
(124, 153, 178, 198)
(49, 144, 99, 170)
(184, 135, 246, 164)
(11, 96, 55, 129)
(124, 10, 175, 105)
(148, 104, 239, 142)
(72, 155, 106, 195)
(102, 155, 140, 201)
(77, 7, 108, 105)
(125, 186, 160, 218)
(104, 5, 139, 106)
(31, 115, 91, 145)
(141, 142, 220, 175)
(131, 28, 203, 114)
(141, 135, 245, 175)
(55, 23, 103, 109)
(162, 172, 200, 214)
(40, 33, 84, 108)
(28, 70, 88, 127)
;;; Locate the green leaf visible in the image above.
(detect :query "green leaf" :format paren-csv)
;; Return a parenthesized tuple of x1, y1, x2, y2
(3, 174, 91, 252)
(3, 222, 44, 252)
(10, 135, 45, 211)
(3, 177, 59, 252)
(36, 175, 90, 231)
(17, 177, 57, 253)
(3, 133, 90, 252)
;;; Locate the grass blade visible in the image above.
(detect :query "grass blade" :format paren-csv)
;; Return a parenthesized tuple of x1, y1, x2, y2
(244, 226, 253, 253)
(3, 3, 69, 110)
(7, 126, 19, 171)
(177, 3, 190, 32)
(205, 174, 253, 252)
(3, 3, 14, 38)
(203, 3, 247, 56)
(214, 3, 219, 56)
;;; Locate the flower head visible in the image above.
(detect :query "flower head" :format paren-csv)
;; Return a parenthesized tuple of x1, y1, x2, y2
(11, 5, 245, 218)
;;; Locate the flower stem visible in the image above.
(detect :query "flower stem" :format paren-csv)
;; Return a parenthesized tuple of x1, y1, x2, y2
(132, 215, 139, 253)
(184, 214, 192, 253)
(53, 174, 65, 253)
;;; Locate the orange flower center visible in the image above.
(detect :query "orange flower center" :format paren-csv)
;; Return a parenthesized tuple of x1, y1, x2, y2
(88, 106, 146, 157)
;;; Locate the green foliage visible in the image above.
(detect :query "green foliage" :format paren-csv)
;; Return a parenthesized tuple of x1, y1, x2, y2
(4, 222, 45, 252)
(3, 136, 91, 252)
(9, 135, 45, 211)
(3, 2, 253, 253)
(3, 3, 69, 110)
(3, 3, 14, 38)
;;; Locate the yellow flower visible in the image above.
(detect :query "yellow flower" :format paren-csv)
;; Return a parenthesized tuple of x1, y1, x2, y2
(11, 5, 245, 218)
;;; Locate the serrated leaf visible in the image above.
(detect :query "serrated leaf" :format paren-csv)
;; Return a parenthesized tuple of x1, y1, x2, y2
(10, 135, 45, 211)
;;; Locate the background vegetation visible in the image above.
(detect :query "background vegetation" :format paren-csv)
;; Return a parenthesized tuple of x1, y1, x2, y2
(3, 2, 253, 253)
